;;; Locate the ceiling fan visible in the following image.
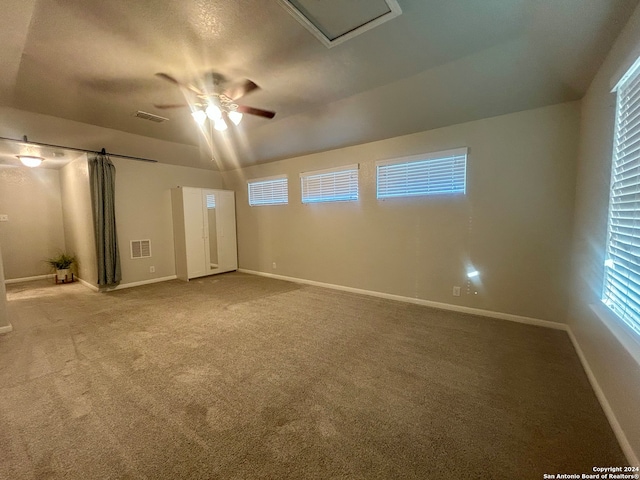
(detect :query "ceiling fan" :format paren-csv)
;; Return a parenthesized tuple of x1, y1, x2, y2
(154, 72, 276, 131)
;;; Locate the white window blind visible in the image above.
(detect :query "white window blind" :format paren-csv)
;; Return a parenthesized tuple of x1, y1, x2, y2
(206, 193, 216, 209)
(300, 164, 359, 203)
(603, 56, 640, 335)
(248, 175, 288, 206)
(376, 148, 467, 199)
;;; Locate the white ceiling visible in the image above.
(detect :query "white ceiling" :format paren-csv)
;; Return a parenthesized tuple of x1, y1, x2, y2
(0, 0, 637, 170)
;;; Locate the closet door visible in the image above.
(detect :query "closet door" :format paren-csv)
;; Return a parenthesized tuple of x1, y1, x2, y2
(202, 189, 238, 274)
(183, 187, 207, 278)
(215, 190, 238, 272)
(172, 187, 237, 281)
(203, 190, 219, 275)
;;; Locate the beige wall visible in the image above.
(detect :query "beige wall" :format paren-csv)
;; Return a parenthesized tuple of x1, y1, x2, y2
(0, 148, 222, 288)
(224, 102, 580, 323)
(112, 159, 222, 285)
(60, 156, 98, 286)
(0, 165, 66, 279)
(569, 3, 640, 463)
(0, 105, 223, 287)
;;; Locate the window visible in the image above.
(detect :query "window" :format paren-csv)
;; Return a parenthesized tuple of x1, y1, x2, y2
(206, 193, 216, 209)
(603, 56, 640, 335)
(248, 175, 288, 206)
(376, 147, 467, 199)
(300, 164, 359, 203)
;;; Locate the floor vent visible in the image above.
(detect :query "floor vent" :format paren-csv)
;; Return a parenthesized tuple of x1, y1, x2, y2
(131, 239, 152, 259)
(134, 111, 169, 123)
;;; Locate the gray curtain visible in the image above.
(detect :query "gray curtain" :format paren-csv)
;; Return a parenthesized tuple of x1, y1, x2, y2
(88, 153, 121, 286)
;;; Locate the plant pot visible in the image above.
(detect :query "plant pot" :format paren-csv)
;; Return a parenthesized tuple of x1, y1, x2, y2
(56, 269, 70, 281)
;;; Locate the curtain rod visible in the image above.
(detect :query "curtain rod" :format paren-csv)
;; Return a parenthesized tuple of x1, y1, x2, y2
(0, 135, 158, 163)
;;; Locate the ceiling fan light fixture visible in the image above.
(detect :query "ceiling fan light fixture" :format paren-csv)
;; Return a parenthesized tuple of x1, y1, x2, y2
(228, 111, 243, 125)
(192, 109, 207, 125)
(206, 104, 222, 120)
(17, 155, 43, 168)
(213, 118, 228, 132)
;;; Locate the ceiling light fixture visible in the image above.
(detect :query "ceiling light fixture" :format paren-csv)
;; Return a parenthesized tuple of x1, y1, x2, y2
(213, 118, 228, 132)
(206, 104, 222, 120)
(191, 110, 207, 125)
(190, 100, 243, 130)
(228, 111, 243, 126)
(17, 155, 44, 168)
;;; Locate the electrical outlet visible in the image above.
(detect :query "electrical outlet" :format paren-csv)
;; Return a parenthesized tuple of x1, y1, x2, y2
(149, 266, 155, 273)
(0, 214, 8, 222)
(453, 286, 461, 297)
(272, 262, 277, 269)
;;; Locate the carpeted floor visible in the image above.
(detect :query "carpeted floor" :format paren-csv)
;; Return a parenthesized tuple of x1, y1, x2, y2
(0, 272, 626, 479)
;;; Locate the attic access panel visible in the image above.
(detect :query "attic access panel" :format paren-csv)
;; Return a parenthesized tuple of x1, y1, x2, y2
(279, 0, 402, 48)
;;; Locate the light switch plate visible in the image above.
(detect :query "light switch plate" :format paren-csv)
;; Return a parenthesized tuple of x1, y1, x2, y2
(0, 214, 8, 222)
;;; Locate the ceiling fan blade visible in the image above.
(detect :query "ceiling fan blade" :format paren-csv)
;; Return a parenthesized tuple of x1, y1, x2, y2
(224, 80, 260, 100)
(236, 105, 276, 119)
(153, 103, 189, 109)
(155, 72, 204, 96)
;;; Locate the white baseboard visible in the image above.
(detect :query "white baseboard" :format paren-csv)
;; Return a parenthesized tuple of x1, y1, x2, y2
(238, 269, 566, 330)
(77, 275, 178, 292)
(0, 324, 13, 334)
(238, 268, 637, 466)
(566, 328, 639, 466)
(99, 275, 178, 291)
(76, 277, 99, 292)
(5, 274, 54, 284)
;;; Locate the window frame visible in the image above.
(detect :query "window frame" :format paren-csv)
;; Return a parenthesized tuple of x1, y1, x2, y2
(247, 175, 289, 206)
(375, 147, 468, 199)
(300, 164, 359, 204)
(602, 55, 640, 336)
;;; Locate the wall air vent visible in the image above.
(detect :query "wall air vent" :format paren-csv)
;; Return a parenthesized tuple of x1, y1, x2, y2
(131, 239, 152, 259)
(134, 111, 169, 123)
(278, 0, 401, 48)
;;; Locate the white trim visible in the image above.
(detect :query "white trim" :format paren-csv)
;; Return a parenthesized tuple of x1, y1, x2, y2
(566, 327, 639, 466)
(77, 277, 99, 292)
(130, 239, 152, 259)
(5, 274, 54, 284)
(611, 54, 640, 92)
(590, 303, 640, 367)
(376, 147, 468, 168)
(277, 0, 401, 49)
(238, 268, 638, 464)
(299, 163, 359, 178)
(237, 269, 565, 330)
(0, 324, 13, 334)
(99, 275, 177, 291)
(246, 174, 287, 185)
(247, 175, 289, 207)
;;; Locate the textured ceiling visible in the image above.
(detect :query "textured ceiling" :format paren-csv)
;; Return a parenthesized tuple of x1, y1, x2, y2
(0, 0, 637, 170)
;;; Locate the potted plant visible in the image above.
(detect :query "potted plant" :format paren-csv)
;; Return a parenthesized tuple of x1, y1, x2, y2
(46, 253, 76, 283)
